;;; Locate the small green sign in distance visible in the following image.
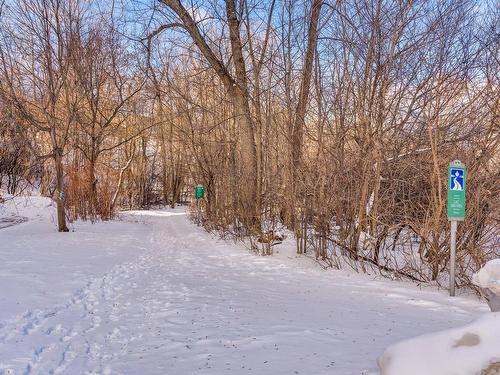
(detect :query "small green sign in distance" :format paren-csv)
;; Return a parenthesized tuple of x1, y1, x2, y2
(447, 160, 466, 221)
(195, 184, 205, 200)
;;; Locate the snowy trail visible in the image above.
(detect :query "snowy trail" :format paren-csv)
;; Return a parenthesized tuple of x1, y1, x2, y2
(0, 216, 28, 230)
(0, 210, 488, 375)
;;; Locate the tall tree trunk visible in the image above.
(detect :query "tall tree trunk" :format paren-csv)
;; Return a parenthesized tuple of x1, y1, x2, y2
(157, 96, 170, 206)
(230, 87, 259, 228)
(88, 157, 97, 219)
(110, 153, 134, 212)
(169, 105, 177, 208)
(225, 0, 259, 229)
(289, 0, 323, 232)
(53, 146, 68, 232)
(159, 0, 260, 231)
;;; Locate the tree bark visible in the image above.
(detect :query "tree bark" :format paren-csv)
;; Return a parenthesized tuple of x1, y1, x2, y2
(289, 0, 323, 231)
(53, 145, 68, 232)
(110, 153, 134, 212)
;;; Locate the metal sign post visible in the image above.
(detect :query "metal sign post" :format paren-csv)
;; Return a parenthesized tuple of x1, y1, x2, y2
(449, 220, 457, 296)
(447, 160, 466, 296)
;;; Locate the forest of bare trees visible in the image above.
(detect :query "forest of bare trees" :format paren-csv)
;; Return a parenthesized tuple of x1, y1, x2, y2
(0, 0, 498, 288)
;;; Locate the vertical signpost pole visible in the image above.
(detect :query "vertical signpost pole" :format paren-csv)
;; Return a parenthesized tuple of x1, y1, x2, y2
(196, 199, 200, 225)
(449, 220, 457, 296)
(447, 160, 466, 297)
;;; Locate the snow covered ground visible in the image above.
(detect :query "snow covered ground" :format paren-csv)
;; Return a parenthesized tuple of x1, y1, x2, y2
(0, 196, 490, 374)
(0, 196, 150, 322)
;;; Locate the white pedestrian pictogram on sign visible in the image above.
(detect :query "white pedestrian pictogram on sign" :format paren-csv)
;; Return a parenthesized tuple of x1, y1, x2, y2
(450, 169, 464, 191)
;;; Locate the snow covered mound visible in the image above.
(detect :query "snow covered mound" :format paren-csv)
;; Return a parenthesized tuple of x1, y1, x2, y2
(473, 259, 500, 312)
(378, 313, 500, 375)
(473, 259, 500, 293)
(0, 194, 56, 224)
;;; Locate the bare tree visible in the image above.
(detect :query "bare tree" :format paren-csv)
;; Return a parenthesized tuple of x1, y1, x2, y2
(156, 0, 260, 230)
(0, 0, 85, 231)
(71, 20, 144, 219)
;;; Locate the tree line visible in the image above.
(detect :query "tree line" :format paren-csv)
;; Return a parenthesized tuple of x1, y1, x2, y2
(0, 0, 498, 287)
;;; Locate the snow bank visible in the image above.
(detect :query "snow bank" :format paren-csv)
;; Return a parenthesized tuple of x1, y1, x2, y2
(474, 259, 500, 293)
(472, 259, 500, 312)
(0, 194, 56, 222)
(473, 259, 500, 312)
(378, 312, 500, 375)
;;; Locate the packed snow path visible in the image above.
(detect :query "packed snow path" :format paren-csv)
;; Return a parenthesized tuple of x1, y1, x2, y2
(0, 210, 488, 375)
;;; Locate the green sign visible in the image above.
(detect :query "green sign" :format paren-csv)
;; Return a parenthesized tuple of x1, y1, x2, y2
(195, 184, 205, 200)
(447, 160, 466, 221)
